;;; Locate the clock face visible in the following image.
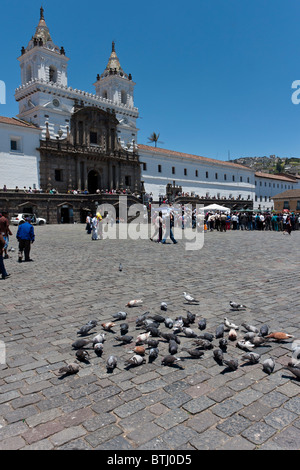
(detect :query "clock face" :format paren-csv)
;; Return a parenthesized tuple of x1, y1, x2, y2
(53, 99, 60, 107)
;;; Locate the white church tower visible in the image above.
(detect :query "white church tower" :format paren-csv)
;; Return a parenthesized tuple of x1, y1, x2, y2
(94, 42, 138, 149)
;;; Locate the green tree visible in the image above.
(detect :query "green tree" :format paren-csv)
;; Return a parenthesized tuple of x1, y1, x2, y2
(147, 132, 163, 147)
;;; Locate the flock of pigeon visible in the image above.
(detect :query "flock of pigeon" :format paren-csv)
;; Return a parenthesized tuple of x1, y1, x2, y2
(58, 294, 300, 382)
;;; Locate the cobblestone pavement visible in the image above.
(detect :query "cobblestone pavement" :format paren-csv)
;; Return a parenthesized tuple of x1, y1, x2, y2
(0, 224, 300, 450)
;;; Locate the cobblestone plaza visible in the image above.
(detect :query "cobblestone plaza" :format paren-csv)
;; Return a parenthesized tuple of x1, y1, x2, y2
(0, 225, 300, 450)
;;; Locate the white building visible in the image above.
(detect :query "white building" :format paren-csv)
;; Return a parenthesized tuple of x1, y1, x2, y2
(0, 116, 41, 190)
(138, 144, 256, 203)
(254, 171, 297, 211)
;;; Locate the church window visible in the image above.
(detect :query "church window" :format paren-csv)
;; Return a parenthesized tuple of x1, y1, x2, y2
(172, 167, 175, 174)
(240, 176, 243, 182)
(26, 65, 32, 82)
(10, 137, 22, 152)
(121, 90, 127, 104)
(49, 66, 58, 83)
(102, 90, 108, 99)
(184, 168, 187, 176)
(55, 169, 63, 182)
(195, 170, 198, 177)
(142, 162, 147, 171)
(205, 171, 209, 178)
(125, 175, 131, 186)
(224, 174, 227, 180)
(90, 132, 97, 145)
(158, 165, 162, 173)
(215, 173, 218, 180)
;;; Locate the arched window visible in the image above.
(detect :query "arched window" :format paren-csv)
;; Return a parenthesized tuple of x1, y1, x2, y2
(102, 90, 108, 99)
(121, 90, 127, 104)
(49, 65, 58, 83)
(26, 65, 32, 82)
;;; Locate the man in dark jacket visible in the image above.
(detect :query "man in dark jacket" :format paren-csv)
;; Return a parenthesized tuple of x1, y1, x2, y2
(16, 218, 35, 262)
(0, 234, 10, 279)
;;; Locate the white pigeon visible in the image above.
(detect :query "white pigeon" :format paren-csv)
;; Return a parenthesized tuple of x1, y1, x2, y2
(183, 292, 199, 303)
(230, 301, 247, 310)
(136, 332, 151, 344)
(93, 333, 106, 345)
(126, 299, 143, 307)
(224, 317, 239, 330)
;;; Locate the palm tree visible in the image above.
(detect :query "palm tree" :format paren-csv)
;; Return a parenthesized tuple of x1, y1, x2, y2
(147, 132, 163, 147)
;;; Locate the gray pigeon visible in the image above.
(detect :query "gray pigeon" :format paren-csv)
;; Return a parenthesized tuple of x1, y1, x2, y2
(92, 333, 106, 345)
(72, 339, 92, 349)
(230, 301, 247, 310)
(149, 347, 159, 361)
(113, 311, 127, 321)
(262, 357, 275, 375)
(161, 355, 182, 366)
(161, 302, 168, 311)
(58, 363, 80, 375)
(250, 336, 267, 347)
(182, 348, 204, 358)
(215, 324, 225, 339)
(219, 338, 228, 351)
(223, 358, 239, 371)
(186, 311, 196, 324)
(77, 324, 95, 336)
(106, 355, 117, 370)
(93, 343, 103, 355)
(198, 332, 214, 342)
(198, 318, 206, 330)
(168, 339, 178, 355)
(164, 317, 174, 329)
(182, 327, 198, 338)
(259, 325, 269, 337)
(241, 352, 260, 364)
(124, 354, 145, 367)
(75, 349, 90, 362)
(149, 314, 165, 323)
(241, 322, 259, 334)
(285, 365, 300, 380)
(114, 335, 133, 344)
(244, 332, 256, 341)
(147, 338, 159, 348)
(120, 323, 129, 335)
(193, 339, 214, 350)
(213, 348, 224, 364)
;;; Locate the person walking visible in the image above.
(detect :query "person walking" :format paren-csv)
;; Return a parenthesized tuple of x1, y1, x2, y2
(162, 212, 177, 244)
(0, 234, 10, 279)
(0, 211, 12, 259)
(16, 217, 35, 262)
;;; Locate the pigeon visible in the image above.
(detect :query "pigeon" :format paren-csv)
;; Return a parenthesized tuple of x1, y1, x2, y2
(250, 336, 267, 347)
(241, 352, 261, 364)
(86, 320, 98, 327)
(182, 327, 198, 338)
(142, 320, 160, 329)
(106, 355, 117, 370)
(149, 348, 159, 361)
(193, 339, 214, 350)
(228, 328, 238, 341)
(135, 312, 150, 326)
(173, 317, 184, 330)
(159, 332, 181, 344)
(102, 322, 116, 331)
(113, 311, 127, 321)
(77, 324, 96, 336)
(161, 355, 182, 366)
(265, 332, 294, 341)
(187, 311, 196, 324)
(160, 302, 168, 311)
(93, 343, 104, 355)
(183, 292, 199, 303)
(58, 363, 80, 375)
(164, 317, 174, 329)
(262, 357, 275, 374)
(72, 339, 92, 349)
(219, 338, 228, 352)
(243, 332, 256, 341)
(124, 354, 145, 367)
(213, 348, 224, 365)
(120, 323, 129, 335)
(291, 340, 300, 351)
(136, 332, 151, 344)
(198, 332, 214, 342)
(75, 349, 90, 362)
(147, 338, 159, 348)
(119, 263, 123, 272)
(182, 348, 204, 359)
(241, 323, 259, 334)
(126, 299, 143, 307)
(284, 365, 300, 380)
(132, 346, 146, 355)
(236, 340, 255, 351)
(92, 333, 106, 345)
(149, 314, 165, 323)
(291, 347, 300, 365)
(146, 326, 160, 337)
(259, 325, 269, 337)
(230, 301, 247, 310)
(198, 318, 207, 331)
(224, 317, 239, 330)
(169, 339, 179, 355)
(223, 358, 239, 371)
(114, 335, 133, 344)
(215, 325, 225, 339)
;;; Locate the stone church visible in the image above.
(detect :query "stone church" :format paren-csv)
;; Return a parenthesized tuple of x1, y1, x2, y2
(15, 7, 141, 195)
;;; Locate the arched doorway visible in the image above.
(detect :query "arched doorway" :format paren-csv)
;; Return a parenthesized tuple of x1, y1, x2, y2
(88, 170, 100, 194)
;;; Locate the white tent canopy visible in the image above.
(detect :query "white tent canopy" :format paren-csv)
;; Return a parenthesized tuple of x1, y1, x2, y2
(201, 203, 230, 212)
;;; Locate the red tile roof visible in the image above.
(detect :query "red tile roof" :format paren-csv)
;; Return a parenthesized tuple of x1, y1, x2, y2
(255, 171, 297, 183)
(138, 144, 252, 171)
(0, 116, 39, 129)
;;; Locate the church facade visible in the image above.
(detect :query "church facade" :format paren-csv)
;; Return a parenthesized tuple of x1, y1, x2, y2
(0, 6, 298, 218)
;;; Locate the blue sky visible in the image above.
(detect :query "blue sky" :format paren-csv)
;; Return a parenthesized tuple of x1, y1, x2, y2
(1, 0, 300, 160)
